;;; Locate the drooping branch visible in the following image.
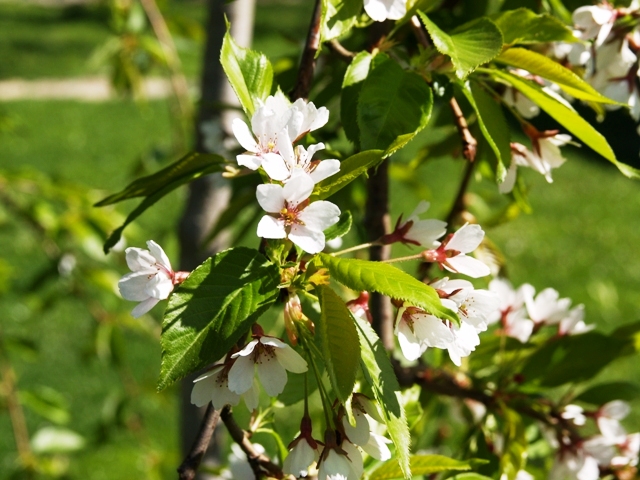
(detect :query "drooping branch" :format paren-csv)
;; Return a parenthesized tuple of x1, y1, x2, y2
(289, 0, 323, 100)
(220, 406, 284, 479)
(177, 405, 221, 480)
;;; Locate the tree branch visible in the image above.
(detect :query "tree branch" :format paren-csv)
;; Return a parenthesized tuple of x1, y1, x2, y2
(445, 158, 475, 227)
(449, 96, 478, 162)
(177, 405, 221, 480)
(220, 406, 284, 479)
(289, 0, 323, 100)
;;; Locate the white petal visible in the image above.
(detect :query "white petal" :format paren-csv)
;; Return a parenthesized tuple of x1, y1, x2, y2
(257, 215, 287, 239)
(364, 0, 391, 22)
(283, 440, 318, 477)
(144, 272, 174, 299)
(446, 223, 485, 253)
(125, 247, 156, 272)
(232, 339, 259, 358)
(191, 374, 216, 407)
(298, 201, 341, 231)
(396, 321, 425, 361)
(319, 450, 351, 480)
(261, 153, 291, 181)
(310, 160, 341, 183)
(361, 433, 392, 461)
(237, 153, 262, 170)
(256, 184, 285, 213)
(598, 417, 627, 440)
(282, 173, 314, 206)
(276, 129, 295, 165)
(289, 224, 325, 254)
(601, 400, 631, 420)
(499, 160, 518, 194)
(119, 271, 154, 301)
(342, 410, 370, 446)
(227, 355, 255, 394)
(242, 378, 260, 411)
(273, 345, 308, 373)
(232, 118, 259, 153)
(445, 255, 491, 278)
(256, 353, 288, 397)
(342, 441, 363, 479)
(146, 240, 172, 271)
(412, 314, 455, 348)
(131, 297, 160, 318)
(405, 219, 447, 247)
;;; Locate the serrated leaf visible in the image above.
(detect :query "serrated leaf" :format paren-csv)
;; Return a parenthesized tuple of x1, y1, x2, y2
(575, 382, 640, 405)
(459, 81, 510, 182)
(358, 54, 434, 154)
(158, 247, 280, 391)
(97, 152, 227, 253)
(316, 286, 360, 404)
(221, 25, 273, 116)
(495, 48, 619, 105)
(318, 254, 458, 324)
(493, 8, 576, 45)
(311, 150, 384, 201)
(486, 68, 640, 179)
(342, 51, 373, 146)
(325, 210, 353, 241)
(419, 12, 503, 79)
(368, 454, 486, 480)
(355, 316, 410, 478)
(322, 0, 361, 42)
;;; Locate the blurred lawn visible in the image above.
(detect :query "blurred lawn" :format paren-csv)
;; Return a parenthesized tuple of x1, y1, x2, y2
(1, 0, 639, 478)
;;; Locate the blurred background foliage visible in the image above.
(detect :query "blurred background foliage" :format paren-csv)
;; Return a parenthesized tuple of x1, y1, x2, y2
(0, 0, 639, 478)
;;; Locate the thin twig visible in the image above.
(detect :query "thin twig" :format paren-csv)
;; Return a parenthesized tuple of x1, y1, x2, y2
(177, 404, 221, 480)
(289, 0, 323, 100)
(220, 406, 284, 479)
(410, 15, 430, 48)
(445, 158, 475, 227)
(327, 39, 356, 62)
(449, 96, 478, 162)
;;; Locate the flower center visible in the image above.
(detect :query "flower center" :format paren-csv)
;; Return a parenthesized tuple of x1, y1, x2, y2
(280, 206, 304, 227)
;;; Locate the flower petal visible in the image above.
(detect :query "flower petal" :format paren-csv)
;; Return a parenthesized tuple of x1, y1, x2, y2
(261, 153, 291, 181)
(446, 223, 485, 253)
(342, 410, 370, 446)
(146, 240, 172, 271)
(298, 201, 341, 232)
(242, 378, 260, 411)
(257, 215, 287, 239)
(445, 254, 491, 278)
(131, 297, 160, 318)
(125, 247, 156, 272)
(119, 271, 154, 301)
(144, 271, 174, 299)
(232, 118, 259, 153)
(237, 154, 263, 170)
(228, 355, 255, 394)
(282, 172, 314, 206)
(310, 160, 341, 184)
(396, 320, 425, 361)
(274, 345, 308, 373)
(289, 224, 325, 254)
(362, 433, 392, 461)
(256, 353, 288, 397)
(256, 184, 285, 213)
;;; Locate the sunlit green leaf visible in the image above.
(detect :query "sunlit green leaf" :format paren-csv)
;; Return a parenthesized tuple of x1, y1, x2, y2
(493, 8, 576, 45)
(316, 286, 360, 404)
(158, 247, 280, 391)
(419, 12, 503, 79)
(221, 25, 273, 116)
(322, 0, 361, 42)
(317, 254, 459, 324)
(358, 54, 434, 154)
(368, 454, 487, 480)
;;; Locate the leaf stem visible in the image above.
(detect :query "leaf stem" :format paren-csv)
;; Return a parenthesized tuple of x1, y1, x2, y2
(330, 241, 379, 257)
(381, 253, 424, 264)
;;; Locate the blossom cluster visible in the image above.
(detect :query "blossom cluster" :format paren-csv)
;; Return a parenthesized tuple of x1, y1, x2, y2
(552, 400, 640, 479)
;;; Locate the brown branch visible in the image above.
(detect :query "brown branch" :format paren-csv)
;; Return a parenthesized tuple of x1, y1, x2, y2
(177, 404, 221, 480)
(289, 0, 323, 100)
(364, 161, 395, 351)
(410, 15, 431, 48)
(445, 158, 475, 227)
(220, 406, 284, 479)
(449, 96, 478, 162)
(327, 39, 356, 62)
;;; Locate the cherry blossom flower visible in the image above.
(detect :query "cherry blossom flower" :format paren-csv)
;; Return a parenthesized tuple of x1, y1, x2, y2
(573, 4, 615, 46)
(561, 404, 587, 426)
(422, 223, 491, 278)
(190, 363, 260, 411)
(522, 284, 571, 325)
(503, 87, 540, 119)
(227, 334, 308, 399)
(550, 449, 600, 480)
(364, 0, 406, 22)
(446, 321, 482, 367)
(501, 133, 572, 194)
(394, 303, 454, 361)
(597, 400, 631, 439)
(261, 141, 340, 184)
(487, 278, 534, 343)
(382, 201, 447, 248)
(558, 305, 594, 336)
(432, 278, 499, 333)
(317, 441, 363, 480)
(287, 97, 330, 141)
(284, 416, 321, 478)
(256, 172, 341, 254)
(341, 395, 389, 456)
(118, 240, 181, 317)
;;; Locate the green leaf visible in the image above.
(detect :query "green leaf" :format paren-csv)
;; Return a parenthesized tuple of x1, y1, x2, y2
(97, 152, 227, 253)
(459, 81, 510, 181)
(96, 152, 227, 206)
(418, 12, 503, 79)
(449, 474, 494, 480)
(321, 0, 361, 42)
(485, 68, 640, 179)
(493, 8, 576, 45)
(575, 382, 640, 405)
(316, 286, 360, 404)
(342, 51, 373, 146)
(311, 150, 384, 201)
(358, 54, 434, 154)
(221, 25, 273, 116)
(368, 454, 486, 480)
(325, 210, 353, 241)
(19, 388, 70, 425)
(158, 247, 280, 391)
(495, 48, 619, 105)
(355, 316, 410, 478)
(317, 254, 459, 324)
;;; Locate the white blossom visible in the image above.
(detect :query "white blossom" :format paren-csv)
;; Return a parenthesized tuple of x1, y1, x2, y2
(433, 278, 499, 333)
(550, 449, 600, 480)
(487, 278, 534, 343)
(396, 201, 447, 248)
(256, 172, 340, 253)
(597, 400, 631, 439)
(446, 321, 482, 367)
(118, 240, 175, 317)
(362, 433, 392, 461)
(318, 444, 362, 480)
(573, 4, 615, 46)
(561, 405, 587, 426)
(522, 284, 572, 325)
(287, 97, 330, 141)
(558, 305, 594, 336)
(503, 87, 540, 119)
(283, 437, 320, 478)
(190, 364, 260, 411)
(395, 304, 454, 361)
(262, 141, 340, 184)
(364, 0, 406, 22)
(227, 335, 308, 400)
(423, 223, 491, 278)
